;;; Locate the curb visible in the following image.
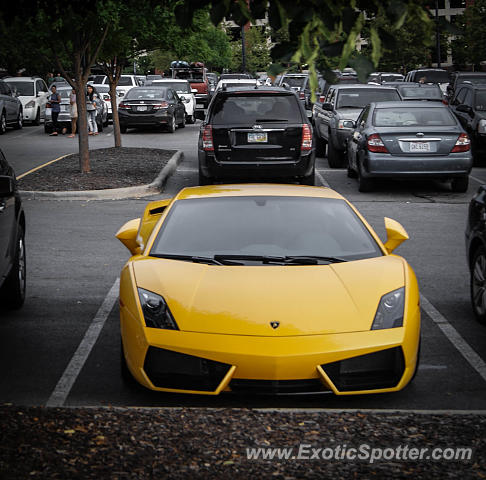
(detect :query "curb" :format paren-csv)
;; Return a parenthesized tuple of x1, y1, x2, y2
(19, 150, 184, 201)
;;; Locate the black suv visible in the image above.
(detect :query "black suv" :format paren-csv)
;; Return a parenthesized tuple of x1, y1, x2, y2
(198, 86, 315, 185)
(0, 149, 26, 309)
(447, 72, 486, 101)
(450, 84, 486, 164)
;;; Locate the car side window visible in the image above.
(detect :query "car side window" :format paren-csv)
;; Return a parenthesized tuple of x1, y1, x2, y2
(454, 87, 467, 105)
(326, 89, 336, 105)
(3, 82, 11, 96)
(0, 150, 9, 175)
(36, 80, 43, 94)
(464, 89, 473, 107)
(167, 90, 173, 100)
(358, 105, 370, 126)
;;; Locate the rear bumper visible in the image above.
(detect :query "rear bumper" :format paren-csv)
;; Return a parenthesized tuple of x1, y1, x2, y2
(199, 150, 315, 180)
(119, 111, 172, 126)
(363, 152, 473, 179)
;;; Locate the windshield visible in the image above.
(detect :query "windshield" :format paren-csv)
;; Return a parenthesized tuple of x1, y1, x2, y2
(211, 94, 302, 124)
(475, 91, 486, 111)
(373, 107, 456, 127)
(150, 196, 382, 262)
(381, 75, 404, 82)
(398, 86, 442, 99)
(336, 89, 400, 109)
(458, 76, 486, 86)
(282, 76, 307, 88)
(125, 88, 166, 100)
(118, 77, 134, 86)
(56, 89, 71, 99)
(92, 85, 109, 93)
(220, 74, 251, 79)
(152, 82, 191, 93)
(6, 81, 34, 96)
(413, 71, 450, 83)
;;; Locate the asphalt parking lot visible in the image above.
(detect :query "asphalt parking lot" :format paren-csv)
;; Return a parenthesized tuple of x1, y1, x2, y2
(1, 122, 485, 411)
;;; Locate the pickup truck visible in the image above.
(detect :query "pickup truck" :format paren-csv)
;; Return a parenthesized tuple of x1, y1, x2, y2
(171, 62, 210, 112)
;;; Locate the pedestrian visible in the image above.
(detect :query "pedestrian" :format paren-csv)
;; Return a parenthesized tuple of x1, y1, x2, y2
(68, 87, 77, 138)
(53, 72, 64, 83)
(86, 85, 99, 135)
(48, 85, 61, 136)
(47, 72, 54, 86)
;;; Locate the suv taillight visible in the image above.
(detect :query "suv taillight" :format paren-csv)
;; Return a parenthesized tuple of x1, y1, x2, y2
(367, 134, 388, 153)
(299, 91, 305, 100)
(301, 124, 312, 151)
(318, 95, 326, 103)
(451, 133, 470, 152)
(202, 125, 214, 151)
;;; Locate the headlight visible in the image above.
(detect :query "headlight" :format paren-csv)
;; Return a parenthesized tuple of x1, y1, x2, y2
(25, 101, 35, 108)
(338, 119, 354, 129)
(138, 288, 179, 330)
(371, 287, 405, 330)
(478, 119, 486, 134)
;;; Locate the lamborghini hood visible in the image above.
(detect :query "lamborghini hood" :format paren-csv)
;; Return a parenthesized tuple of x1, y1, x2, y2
(132, 255, 405, 336)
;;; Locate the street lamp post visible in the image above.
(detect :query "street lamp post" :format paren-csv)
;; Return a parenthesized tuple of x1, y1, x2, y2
(435, 0, 441, 68)
(241, 24, 247, 73)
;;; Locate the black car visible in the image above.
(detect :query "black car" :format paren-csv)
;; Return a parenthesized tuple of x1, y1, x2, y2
(447, 72, 486, 101)
(198, 86, 315, 185)
(0, 80, 23, 134)
(118, 87, 186, 133)
(0, 149, 26, 309)
(449, 84, 486, 165)
(466, 184, 486, 324)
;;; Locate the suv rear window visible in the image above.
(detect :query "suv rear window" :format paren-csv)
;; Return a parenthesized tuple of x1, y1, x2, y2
(281, 76, 307, 88)
(336, 89, 400, 109)
(412, 71, 450, 83)
(211, 93, 303, 125)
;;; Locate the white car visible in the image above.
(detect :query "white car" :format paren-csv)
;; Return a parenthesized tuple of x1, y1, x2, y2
(101, 75, 141, 99)
(91, 84, 120, 120)
(150, 79, 196, 123)
(215, 78, 260, 91)
(4, 76, 49, 125)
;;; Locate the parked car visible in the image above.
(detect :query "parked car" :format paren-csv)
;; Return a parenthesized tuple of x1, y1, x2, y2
(150, 79, 197, 123)
(447, 72, 486, 101)
(101, 74, 141, 99)
(219, 73, 252, 80)
(91, 84, 117, 120)
(396, 83, 445, 103)
(346, 101, 472, 192)
(45, 86, 108, 133)
(144, 75, 164, 86)
(4, 76, 49, 125)
(0, 148, 26, 310)
(466, 184, 486, 324)
(136, 75, 146, 86)
(172, 63, 210, 110)
(368, 72, 404, 84)
(312, 84, 400, 167)
(0, 79, 23, 133)
(449, 84, 486, 165)
(404, 68, 451, 93)
(198, 86, 315, 185)
(116, 184, 420, 395)
(215, 78, 259, 92)
(118, 86, 186, 133)
(278, 73, 326, 116)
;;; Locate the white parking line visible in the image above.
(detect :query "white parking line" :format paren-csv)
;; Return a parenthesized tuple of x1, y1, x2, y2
(316, 170, 330, 187)
(420, 294, 486, 383)
(46, 279, 120, 407)
(470, 175, 486, 185)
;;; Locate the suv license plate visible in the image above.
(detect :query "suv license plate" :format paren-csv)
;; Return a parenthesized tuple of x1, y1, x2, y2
(248, 132, 268, 143)
(410, 142, 430, 152)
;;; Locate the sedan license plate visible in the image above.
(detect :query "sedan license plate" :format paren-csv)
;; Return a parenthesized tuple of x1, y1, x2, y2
(137, 106, 148, 111)
(410, 142, 430, 152)
(60, 105, 67, 112)
(196, 104, 204, 109)
(248, 132, 268, 143)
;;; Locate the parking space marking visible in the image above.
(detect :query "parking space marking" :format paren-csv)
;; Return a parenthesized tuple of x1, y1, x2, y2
(46, 279, 120, 407)
(421, 294, 486, 383)
(316, 170, 330, 187)
(17, 153, 73, 179)
(470, 175, 486, 185)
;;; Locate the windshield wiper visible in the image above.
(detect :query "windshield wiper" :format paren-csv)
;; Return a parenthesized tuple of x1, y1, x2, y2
(150, 253, 243, 266)
(283, 255, 347, 264)
(213, 254, 347, 265)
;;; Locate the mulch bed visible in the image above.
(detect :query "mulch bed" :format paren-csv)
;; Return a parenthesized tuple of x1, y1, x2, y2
(0, 406, 484, 479)
(18, 148, 176, 191)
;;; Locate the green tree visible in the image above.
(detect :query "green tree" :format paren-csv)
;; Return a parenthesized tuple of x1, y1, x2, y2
(230, 26, 272, 74)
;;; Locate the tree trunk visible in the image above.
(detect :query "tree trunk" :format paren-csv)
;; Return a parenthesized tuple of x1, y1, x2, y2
(110, 82, 122, 147)
(74, 54, 91, 173)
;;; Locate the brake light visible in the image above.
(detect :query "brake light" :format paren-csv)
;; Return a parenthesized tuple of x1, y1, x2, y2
(299, 91, 305, 100)
(451, 133, 470, 152)
(202, 125, 214, 151)
(153, 102, 169, 110)
(318, 95, 326, 103)
(46, 102, 51, 108)
(301, 124, 312, 150)
(367, 133, 388, 153)
(442, 99, 448, 105)
(118, 103, 130, 109)
(103, 94, 110, 101)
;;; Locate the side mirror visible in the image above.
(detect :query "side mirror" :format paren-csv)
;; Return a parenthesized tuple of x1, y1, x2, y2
(0, 176, 14, 196)
(383, 217, 409, 254)
(191, 88, 198, 93)
(37, 91, 43, 97)
(342, 120, 356, 129)
(116, 218, 141, 255)
(322, 102, 333, 111)
(456, 104, 473, 114)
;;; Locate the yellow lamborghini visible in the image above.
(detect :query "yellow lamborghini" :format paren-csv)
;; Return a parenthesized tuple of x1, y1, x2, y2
(116, 184, 420, 395)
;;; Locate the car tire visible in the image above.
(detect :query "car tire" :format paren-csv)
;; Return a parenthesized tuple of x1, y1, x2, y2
(198, 164, 212, 185)
(327, 140, 343, 168)
(13, 110, 22, 130)
(451, 176, 468, 193)
(0, 225, 26, 310)
(186, 114, 196, 124)
(347, 165, 358, 178)
(358, 162, 374, 192)
(97, 120, 103, 133)
(167, 115, 176, 133)
(120, 125, 127, 134)
(32, 108, 41, 126)
(0, 111, 6, 134)
(470, 245, 486, 325)
(300, 168, 315, 186)
(178, 113, 186, 128)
